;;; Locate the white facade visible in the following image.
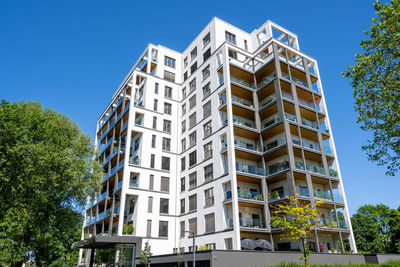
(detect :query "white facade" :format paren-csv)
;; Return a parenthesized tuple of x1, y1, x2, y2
(81, 17, 356, 260)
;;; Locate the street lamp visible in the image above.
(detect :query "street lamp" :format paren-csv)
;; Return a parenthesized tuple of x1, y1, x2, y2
(184, 230, 196, 267)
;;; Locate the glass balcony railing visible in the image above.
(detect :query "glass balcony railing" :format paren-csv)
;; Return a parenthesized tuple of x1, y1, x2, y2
(219, 96, 227, 106)
(261, 116, 279, 130)
(230, 75, 255, 89)
(324, 145, 333, 155)
(101, 173, 108, 184)
(239, 217, 266, 229)
(232, 116, 256, 129)
(259, 95, 276, 109)
(100, 129, 108, 140)
(257, 72, 277, 89)
(96, 191, 107, 204)
(329, 168, 338, 178)
(339, 219, 348, 229)
(238, 190, 264, 201)
(285, 112, 297, 122)
(97, 211, 105, 222)
(263, 136, 286, 152)
(268, 191, 288, 202)
(320, 124, 329, 134)
(232, 95, 254, 108)
(320, 218, 338, 228)
(302, 139, 321, 151)
(115, 181, 122, 192)
(129, 180, 138, 188)
(296, 186, 310, 197)
(306, 163, 325, 175)
(109, 165, 117, 177)
(254, 52, 274, 72)
(314, 190, 332, 200)
(234, 139, 262, 152)
(266, 161, 289, 175)
(135, 117, 143, 126)
(281, 91, 293, 100)
(301, 117, 319, 130)
(228, 57, 253, 71)
(130, 157, 140, 166)
(105, 207, 119, 217)
(236, 162, 264, 176)
(134, 98, 144, 107)
(281, 72, 291, 81)
(111, 146, 119, 157)
(121, 120, 128, 132)
(295, 159, 305, 170)
(123, 103, 130, 114)
(101, 155, 110, 166)
(292, 76, 308, 88)
(333, 193, 343, 203)
(298, 98, 315, 109)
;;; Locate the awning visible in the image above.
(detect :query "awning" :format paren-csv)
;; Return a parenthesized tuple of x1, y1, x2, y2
(241, 238, 273, 250)
(72, 235, 142, 250)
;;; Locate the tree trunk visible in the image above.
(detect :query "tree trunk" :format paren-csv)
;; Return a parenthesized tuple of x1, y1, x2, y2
(301, 238, 310, 267)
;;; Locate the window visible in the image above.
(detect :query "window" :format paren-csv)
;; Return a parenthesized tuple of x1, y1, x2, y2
(203, 48, 211, 61)
(164, 86, 172, 98)
(205, 213, 215, 233)
(164, 56, 176, 68)
(191, 47, 197, 60)
(181, 156, 186, 171)
(163, 119, 171, 133)
(180, 221, 185, 237)
(189, 217, 197, 233)
(161, 156, 170, 171)
(189, 78, 196, 92)
(153, 99, 158, 111)
(203, 32, 210, 47)
(189, 151, 197, 167)
(202, 83, 210, 98)
(180, 177, 185, 192)
(189, 194, 197, 211)
(164, 103, 172, 115)
(152, 116, 157, 129)
(189, 131, 196, 147)
(182, 87, 187, 98)
(151, 135, 156, 148)
(160, 198, 169, 214)
(244, 40, 248, 50)
(184, 57, 188, 68)
(181, 138, 186, 152)
(150, 154, 155, 168)
(147, 220, 152, 237)
(149, 174, 154, 190)
(190, 62, 197, 74)
(155, 83, 159, 94)
(180, 199, 185, 214)
(225, 31, 236, 44)
(148, 196, 153, 213)
(204, 163, 213, 182)
(182, 103, 186, 115)
(181, 120, 186, 133)
(164, 71, 175, 83)
(162, 137, 171, 151)
(183, 71, 188, 81)
(189, 112, 196, 128)
(189, 172, 197, 189)
(203, 101, 211, 118)
(129, 198, 135, 214)
(204, 188, 214, 206)
(203, 121, 212, 137)
(228, 49, 237, 59)
(202, 65, 210, 81)
(161, 176, 169, 192)
(189, 95, 196, 110)
(204, 142, 213, 159)
(159, 221, 168, 237)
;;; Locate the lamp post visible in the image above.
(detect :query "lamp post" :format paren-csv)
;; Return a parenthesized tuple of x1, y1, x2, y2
(184, 230, 196, 267)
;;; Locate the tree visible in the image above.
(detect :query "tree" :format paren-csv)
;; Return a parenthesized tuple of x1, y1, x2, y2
(350, 204, 400, 253)
(271, 195, 323, 267)
(343, 0, 400, 176)
(0, 100, 103, 266)
(140, 241, 152, 267)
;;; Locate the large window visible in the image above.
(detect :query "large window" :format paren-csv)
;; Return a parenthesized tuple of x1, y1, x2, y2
(189, 171, 197, 189)
(204, 188, 214, 207)
(162, 137, 171, 151)
(153, 99, 158, 111)
(203, 32, 210, 47)
(180, 199, 185, 214)
(189, 112, 196, 128)
(205, 213, 215, 233)
(164, 71, 175, 83)
(191, 47, 197, 60)
(159, 221, 168, 237)
(204, 163, 213, 182)
(225, 31, 236, 45)
(182, 87, 187, 98)
(181, 156, 186, 171)
(160, 198, 169, 214)
(164, 86, 172, 98)
(204, 141, 213, 159)
(180, 177, 185, 192)
(203, 121, 212, 138)
(202, 65, 210, 81)
(189, 218, 197, 234)
(164, 102, 172, 115)
(189, 194, 197, 211)
(161, 176, 169, 192)
(148, 196, 153, 213)
(203, 101, 211, 118)
(189, 151, 197, 166)
(164, 56, 176, 68)
(161, 156, 170, 171)
(189, 131, 196, 147)
(163, 119, 171, 133)
(189, 95, 196, 109)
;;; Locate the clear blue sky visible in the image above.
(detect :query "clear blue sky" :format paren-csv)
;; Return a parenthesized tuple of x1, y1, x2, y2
(1, 0, 398, 214)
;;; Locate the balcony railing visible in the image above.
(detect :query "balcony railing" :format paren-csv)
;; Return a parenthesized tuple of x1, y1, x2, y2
(281, 90, 293, 100)
(230, 75, 255, 89)
(324, 145, 333, 155)
(264, 136, 286, 152)
(254, 52, 274, 72)
(101, 173, 108, 184)
(239, 217, 266, 229)
(296, 186, 310, 197)
(219, 96, 227, 107)
(262, 116, 279, 130)
(302, 139, 321, 151)
(115, 181, 122, 192)
(236, 162, 264, 176)
(306, 163, 325, 175)
(298, 98, 315, 109)
(118, 159, 125, 169)
(232, 115, 256, 129)
(234, 139, 262, 153)
(292, 76, 308, 88)
(97, 211, 105, 222)
(96, 191, 107, 204)
(301, 118, 319, 130)
(333, 193, 343, 203)
(268, 191, 288, 202)
(320, 124, 329, 134)
(266, 161, 289, 175)
(228, 57, 253, 71)
(257, 72, 277, 89)
(130, 158, 140, 166)
(238, 189, 264, 201)
(134, 98, 144, 107)
(135, 117, 144, 126)
(329, 168, 338, 178)
(226, 218, 234, 228)
(232, 95, 254, 108)
(285, 112, 297, 122)
(259, 95, 276, 109)
(121, 120, 128, 132)
(295, 159, 305, 170)
(314, 190, 332, 200)
(319, 218, 338, 228)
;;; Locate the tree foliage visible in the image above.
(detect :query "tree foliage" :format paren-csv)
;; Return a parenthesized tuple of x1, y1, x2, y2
(351, 204, 400, 253)
(0, 100, 103, 266)
(343, 0, 400, 176)
(271, 195, 323, 267)
(140, 241, 153, 267)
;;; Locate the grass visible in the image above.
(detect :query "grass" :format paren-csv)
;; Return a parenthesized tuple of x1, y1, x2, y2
(253, 260, 400, 267)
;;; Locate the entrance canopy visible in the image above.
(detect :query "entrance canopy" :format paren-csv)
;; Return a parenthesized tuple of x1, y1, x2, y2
(72, 235, 142, 251)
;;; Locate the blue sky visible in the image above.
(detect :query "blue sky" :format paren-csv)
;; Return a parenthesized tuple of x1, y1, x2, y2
(1, 0, 398, 214)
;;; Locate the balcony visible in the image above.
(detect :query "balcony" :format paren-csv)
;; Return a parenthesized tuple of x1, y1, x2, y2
(115, 180, 122, 192)
(306, 162, 325, 175)
(301, 117, 318, 130)
(314, 190, 332, 201)
(134, 98, 144, 107)
(296, 186, 310, 197)
(238, 189, 264, 201)
(324, 145, 333, 155)
(226, 218, 234, 228)
(284, 112, 297, 122)
(239, 217, 266, 229)
(319, 218, 339, 229)
(228, 57, 253, 72)
(101, 173, 108, 184)
(266, 161, 289, 176)
(261, 115, 280, 130)
(96, 191, 107, 204)
(232, 95, 254, 108)
(281, 90, 293, 101)
(295, 159, 305, 170)
(298, 97, 315, 109)
(302, 139, 321, 152)
(97, 211, 105, 222)
(263, 136, 286, 152)
(333, 193, 343, 203)
(101, 155, 110, 166)
(236, 162, 264, 176)
(292, 76, 308, 89)
(320, 124, 329, 134)
(329, 168, 338, 178)
(121, 120, 128, 132)
(254, 52, 274, 72)
(232, 115, 256, 130)
(105, 206, 119, 218)
(234, 139, 262, 153)
(257, 72, 277, 90)
(259, 95, 276, 110)
(268, 190, 288, 202)
(230, 75, 255, 89)
(130, 158, 140, 166)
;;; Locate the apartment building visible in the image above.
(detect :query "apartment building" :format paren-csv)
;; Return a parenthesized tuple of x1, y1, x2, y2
(81, 17, 357, 260)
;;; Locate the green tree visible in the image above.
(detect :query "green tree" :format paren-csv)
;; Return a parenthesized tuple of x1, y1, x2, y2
(350, 204, 399, 253)
(0, 100, 103, 266)
(140, 241, 152, 267)
(271, 195, 323, 267)
(388, 207, 400, 253)
(343, 0, 400, 176)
